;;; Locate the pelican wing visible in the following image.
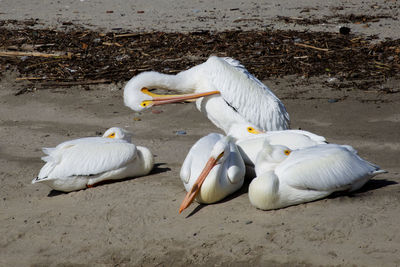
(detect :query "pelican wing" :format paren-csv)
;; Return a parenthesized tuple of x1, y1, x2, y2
(180, 133, 224, 185)
(263, 131, 325, 150)
(42, 137, 123, 158)
(38, 141, 137, 179)
(55, 137, 122, 149)
(265, 130, 327, 144)
(205, 56, 290, 131)
(275, 144, 381, 191)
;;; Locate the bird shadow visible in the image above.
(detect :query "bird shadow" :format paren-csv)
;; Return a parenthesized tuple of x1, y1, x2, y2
(182, 177, 397, 216)
(219, 176, 253, 203)
(47, 163, 171, 197)
(327, 178, 397, 199)
(47, 190, 67, 197)
(183, 176, 255, 218)
(356, 178, 397, 193)
(149, 163, 171, 175)
(185, 204, 207, 218)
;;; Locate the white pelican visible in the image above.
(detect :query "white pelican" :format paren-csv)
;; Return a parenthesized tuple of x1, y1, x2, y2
(227, 123, 327, 167)
(249, 142, 386, 210)
(179, 134, 246, 213)
(32, 127, 154, 192)
(123, 56, 290, 133)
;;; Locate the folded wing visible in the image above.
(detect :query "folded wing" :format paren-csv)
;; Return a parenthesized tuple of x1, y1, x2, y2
(275, 144, 382, 192)
(38, 141, 137, 180)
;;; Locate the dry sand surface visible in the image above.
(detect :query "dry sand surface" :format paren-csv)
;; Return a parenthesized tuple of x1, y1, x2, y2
(1, 0, 400, 40)
(1, 0, 400, 266)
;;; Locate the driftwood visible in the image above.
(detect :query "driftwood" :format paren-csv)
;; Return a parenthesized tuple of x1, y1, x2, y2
(15, 77, 48, 81)
(0, 50, 73, 59)
(39, 79, 111, 86)
(114, 33, 141, 38)
(294, 43, 330, 52)
(102, 42, 123, 47)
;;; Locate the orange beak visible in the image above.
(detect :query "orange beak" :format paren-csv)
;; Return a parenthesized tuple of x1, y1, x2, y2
(179, 152, 224, 214)
(141, 88, 220, 106)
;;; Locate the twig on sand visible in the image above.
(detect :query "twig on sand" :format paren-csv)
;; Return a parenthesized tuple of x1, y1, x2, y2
(102, 42, 123, 47)
(16, 77, 47, 81)
(294, 43, 330, 52)
(114, 33, 141, 38)
(0, 50, 73, 59)
(39, 79, 111, 86)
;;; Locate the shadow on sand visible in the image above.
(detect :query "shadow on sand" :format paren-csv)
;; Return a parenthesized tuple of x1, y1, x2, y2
(326, 178, 397, 200)
(47, 163, 171, 197)
(183, 176, 255, 218)
(183, 177, 397, 217)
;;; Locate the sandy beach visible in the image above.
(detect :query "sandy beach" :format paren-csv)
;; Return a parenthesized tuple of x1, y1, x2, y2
(1, 1, 400, 266)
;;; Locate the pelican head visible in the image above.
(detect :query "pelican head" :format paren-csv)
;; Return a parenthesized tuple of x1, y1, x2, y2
(123, 72, 221, 112)
(179, 136, 232, 213)
(255, 141, 291, 174)
(123, 86, 154, 112)
(209, 136, 231, 162)
(227, 123, 264, 140)
(103, 127, 133, 142)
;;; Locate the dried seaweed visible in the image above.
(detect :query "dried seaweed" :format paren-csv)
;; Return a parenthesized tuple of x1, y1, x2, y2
(276, 13, 397, 25)
(0, 22, 399, 94)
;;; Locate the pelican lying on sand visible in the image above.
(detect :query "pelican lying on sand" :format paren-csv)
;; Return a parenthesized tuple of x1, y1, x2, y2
(179, 134, 245, 213)
(32, 127, 154, 192)
(227, 123, 327, 172)
(248, 142, 386, 210)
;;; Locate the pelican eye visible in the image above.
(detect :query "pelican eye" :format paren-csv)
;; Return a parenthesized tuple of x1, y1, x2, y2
(284, 149, 291, 156)
(247, 127, 260, 134)
(108, 133, 116, 138)
(140, 100, 152, 108)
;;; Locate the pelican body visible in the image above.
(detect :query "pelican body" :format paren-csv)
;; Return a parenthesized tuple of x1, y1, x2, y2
(124, 56, 290, 133)
(227, 123, 327, 168)
(32, 127, 154, 192)
(179, 134, 245, 213)
(249, 143, 386, 210)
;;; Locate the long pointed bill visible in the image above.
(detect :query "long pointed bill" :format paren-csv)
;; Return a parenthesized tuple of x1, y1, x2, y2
(179, 152, 224, 214)
(141, 88, 220, 106)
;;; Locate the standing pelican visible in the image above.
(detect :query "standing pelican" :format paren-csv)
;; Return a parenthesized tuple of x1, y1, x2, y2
(32, 127, 154, 192)
(179, 134, 246, 213)
(249, 142, 386, 210)
(124, 56, 290, 133)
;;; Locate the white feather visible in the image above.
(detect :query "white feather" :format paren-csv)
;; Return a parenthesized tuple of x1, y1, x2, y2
(276, 144, 382, 192)
(180, 133, 224, 185)
(33, 127, 154, 192)
(37, 142, 137, 179)
(124, 56, 290, 133)
(180, 133, 245, 204)
(206, 56, 290, 131)
(249, 143, 386, 210)
(232, 126, 327, 167)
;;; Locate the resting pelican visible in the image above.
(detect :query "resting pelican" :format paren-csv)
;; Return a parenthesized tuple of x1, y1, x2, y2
(227, 123, 327, 167)
(32, 127, 154, 192)
(123, 56, 290, 133)
(179, 134, 246, 213)
(249, 142, 386, 210)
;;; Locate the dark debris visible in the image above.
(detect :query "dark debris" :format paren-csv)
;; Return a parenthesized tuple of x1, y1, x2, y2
(337, 14, 397, 24)
(0, 21, 399, 94)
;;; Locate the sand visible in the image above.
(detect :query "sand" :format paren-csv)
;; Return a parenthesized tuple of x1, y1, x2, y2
(1, 1, 400, 266)
(1, 0, 400, 40)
